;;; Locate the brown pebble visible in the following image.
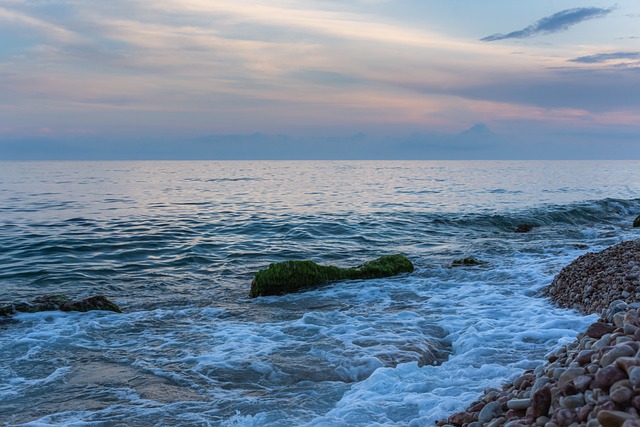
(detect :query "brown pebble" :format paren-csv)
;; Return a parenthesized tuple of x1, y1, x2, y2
(469, 402, 485, 413)
(555, 408, 576, 426)
(593, 365, 628, 390)
(576, 350, 596, 366)
(531, 386, 551, 418)
(632, 395, 640, 411)
(448, 411, 473, 426)
(610, 385, 633, 404)
(505, 409, 526, 420)
(598, 410, 638, 427)
(577, 403, 595, 422)
(573, 374, 593, 391)
(602, 346, 637, 367)
(587, 322, 617, 339)
(616, 357, 640, 375)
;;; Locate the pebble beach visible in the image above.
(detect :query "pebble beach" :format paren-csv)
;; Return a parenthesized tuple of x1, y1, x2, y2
(440, 239, 640, 427)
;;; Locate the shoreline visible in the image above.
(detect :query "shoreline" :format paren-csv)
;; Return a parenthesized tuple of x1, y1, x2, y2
(439, 239, 640, 427)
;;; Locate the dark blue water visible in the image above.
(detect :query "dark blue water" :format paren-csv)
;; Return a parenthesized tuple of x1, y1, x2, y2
(1, 161, 639, 426)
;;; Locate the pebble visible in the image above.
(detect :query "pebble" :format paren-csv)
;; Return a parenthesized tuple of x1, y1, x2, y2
(597, 410, 638, 427)
(479, 401, 503, 424)
(594, 365, 628, 390)
(601, 346, 636, 367)
(506, 398, 531, 411)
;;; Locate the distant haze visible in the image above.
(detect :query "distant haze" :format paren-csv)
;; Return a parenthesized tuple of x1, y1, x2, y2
(1, 1, 639, 159)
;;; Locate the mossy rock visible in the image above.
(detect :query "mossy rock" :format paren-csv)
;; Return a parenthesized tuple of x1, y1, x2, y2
(634, 215, 640, 228)
(250, 254, 414, 297)
(451, 257, 487, 267)
(0, 295, 121, 317)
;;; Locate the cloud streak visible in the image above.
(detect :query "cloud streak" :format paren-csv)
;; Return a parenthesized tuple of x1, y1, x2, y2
(570, 51, 640, 63)
(482, 7, 613, 42)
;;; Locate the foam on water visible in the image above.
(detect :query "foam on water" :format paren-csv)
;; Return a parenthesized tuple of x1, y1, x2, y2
(0, 247, 599, 426)
(1, 161, 640, 426)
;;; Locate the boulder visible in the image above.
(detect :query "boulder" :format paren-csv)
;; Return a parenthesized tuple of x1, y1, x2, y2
(634, 215, 640, 228)
(0, 295, 121, 317)
(515, 224, 536, 233)
(250, 254, 414, 297)
(451, 257, 487, 267)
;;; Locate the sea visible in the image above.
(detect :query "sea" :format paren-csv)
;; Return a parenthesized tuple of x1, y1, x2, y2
(1, 160, 640, 427)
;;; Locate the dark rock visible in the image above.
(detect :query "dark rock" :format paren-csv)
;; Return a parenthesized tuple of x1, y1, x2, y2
(506, 398, 531, 411)
(576, 349, 596, 365)
(610, 384, 633, 404)
(513, 373, 535, 390)
(448, 411, 473, 426)
(633, 215, 640, 228)
(616, 357, 640, 376)
(505, 409, 526, 419)
(531, 386, 551, 418)
(555, 408, 576, 427)
(577, 403, 595, 422)
(586, 322, 617, 339)
(451, 257, 487, 268)
(632, 395, 640, 411)
(469, 402, 486, 413)
(250, 254, 414, 297)
(0, 295, 121, 316)
(598, 410, 638, 427)
(515, 224, 535, 233)
(572, 374, 593, 391)
(593, 365, 628, 390)
(558, 368, 585, 388)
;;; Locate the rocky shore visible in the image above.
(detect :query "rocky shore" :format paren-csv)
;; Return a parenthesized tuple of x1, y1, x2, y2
(439, 239, 640, 427)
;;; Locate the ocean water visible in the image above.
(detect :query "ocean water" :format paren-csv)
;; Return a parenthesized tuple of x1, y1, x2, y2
(1, 160, 639, 427)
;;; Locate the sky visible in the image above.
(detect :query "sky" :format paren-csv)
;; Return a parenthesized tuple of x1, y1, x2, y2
(1, 0, 640, 159)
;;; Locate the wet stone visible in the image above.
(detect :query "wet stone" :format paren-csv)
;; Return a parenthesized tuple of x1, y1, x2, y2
(555, 408, 576, 426)
(616, 357, 640, 375)
(531, 386, 552, 418)
(448, 411, 473, 426)
(602, 346, 637, 367)
(576, 350, 596, 366)
(573, 374, 593, 391)
(507, 398, 531, 411)
(594, 366, 628, 390)
(597, 410, 638, 427)
(610, 384, 633, 404)
(628, 366, 640, 389)
(479, 402, 503, 424)
(561, 393, 585, 409)
(558, 368, 585, 387)
(587, 322, 617, 339)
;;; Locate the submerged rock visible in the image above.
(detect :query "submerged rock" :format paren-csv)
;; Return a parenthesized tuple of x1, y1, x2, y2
(634, 215, 640, 228)
(250, 254, 414, 297)
(0, 295, 121, 317)
(451, 257, 487, 267)
(515, 223, 536, 233)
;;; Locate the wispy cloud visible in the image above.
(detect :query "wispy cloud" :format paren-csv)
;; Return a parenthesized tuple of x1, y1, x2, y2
(482, 7, 613, 42)
(570, 51, 640, 63)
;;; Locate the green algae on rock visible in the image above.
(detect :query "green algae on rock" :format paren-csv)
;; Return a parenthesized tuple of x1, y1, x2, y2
(250, 254, 414, 298)
(0, 295, 121, 317)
